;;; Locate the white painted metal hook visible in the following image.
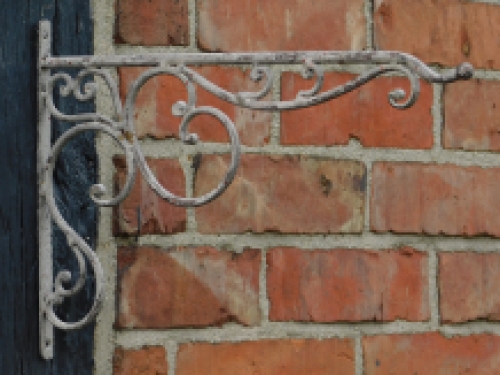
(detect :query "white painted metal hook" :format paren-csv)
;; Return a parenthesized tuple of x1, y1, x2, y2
(37, 19, 473, 360)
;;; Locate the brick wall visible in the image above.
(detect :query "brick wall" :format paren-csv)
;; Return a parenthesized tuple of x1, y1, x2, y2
(92, 0, 500, 374)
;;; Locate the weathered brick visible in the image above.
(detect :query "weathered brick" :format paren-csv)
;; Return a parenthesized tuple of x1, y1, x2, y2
(113, 157, 186, 236)
(116, 246, 261, 328)
(198, 0, 366, 52)
(177, 339, 355, 375)
(118, 66, 272, 146)
(113, 346, 167, 375)
(118, 67, 160, 139)
(115, 0, 189, 46)
(440, 252, 500, 323)
(281, 72, 433, 148)
(267, 247, 429, 322)
(371, 163, 500, 237)
(364, 333, 500, 375)
(444, 79, 500, 151)
(195, 154, 366, 234)
(374, 0, 500, 69)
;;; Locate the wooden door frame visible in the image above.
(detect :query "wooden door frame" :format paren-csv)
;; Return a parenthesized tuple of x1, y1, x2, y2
(0, 1, 96, 373)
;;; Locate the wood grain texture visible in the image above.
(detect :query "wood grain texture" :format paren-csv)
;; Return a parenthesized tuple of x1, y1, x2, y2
(0, 0, 95, 373)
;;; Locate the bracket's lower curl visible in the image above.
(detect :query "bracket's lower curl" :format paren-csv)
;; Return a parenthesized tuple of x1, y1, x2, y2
(41, 121, 136, 330)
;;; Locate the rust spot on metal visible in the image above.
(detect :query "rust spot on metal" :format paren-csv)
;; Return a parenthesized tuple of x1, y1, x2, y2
(123, 131, 134, 142)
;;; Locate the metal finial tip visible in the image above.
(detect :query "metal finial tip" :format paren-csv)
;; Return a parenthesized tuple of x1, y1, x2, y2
(457, 62, 474, 79)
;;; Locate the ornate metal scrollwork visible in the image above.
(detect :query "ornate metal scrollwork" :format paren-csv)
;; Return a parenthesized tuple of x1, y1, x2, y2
(37, 20, 473, 359)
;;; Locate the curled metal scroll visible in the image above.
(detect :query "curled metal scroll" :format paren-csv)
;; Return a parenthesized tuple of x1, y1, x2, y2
(40, 66, 245, 332)
(179, 60, 472, 111)
(39, 48, 474, 351)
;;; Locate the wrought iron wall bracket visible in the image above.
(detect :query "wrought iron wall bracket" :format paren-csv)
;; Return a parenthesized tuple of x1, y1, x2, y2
(37, 19, 474, 359)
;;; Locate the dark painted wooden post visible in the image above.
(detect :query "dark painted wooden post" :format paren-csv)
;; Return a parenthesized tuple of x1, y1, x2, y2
(0, 1, 96, 373)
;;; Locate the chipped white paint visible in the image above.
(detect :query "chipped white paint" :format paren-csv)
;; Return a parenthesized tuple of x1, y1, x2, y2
(35, 1, 488, 371)
(39, 10, 473, 361)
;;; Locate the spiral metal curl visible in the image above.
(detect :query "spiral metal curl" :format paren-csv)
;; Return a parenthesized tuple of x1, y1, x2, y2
(297, 59, 325, 98)
(42, 122, 135, 329)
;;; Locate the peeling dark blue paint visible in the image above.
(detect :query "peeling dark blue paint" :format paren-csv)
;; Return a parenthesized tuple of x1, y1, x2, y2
(0, 0, 95, 373)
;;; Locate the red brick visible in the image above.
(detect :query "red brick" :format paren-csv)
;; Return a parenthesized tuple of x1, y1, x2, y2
(198, 0, 366, 52)
(267, 247, 429, 322)
(444, 79, 500, 151)
(281, 72, 433, 148)
(116, 246, 261, 328)
(115, 0, 188, 46)
(113, 157, 186, 236)
(374, 0, 500, 69)
(118, 67, 272, 146)
(113, 346, 167, 375)
(195, 155, 366, 234)
(440, 252, 500, 323)
(371, 163, 500, 237)
(177, 339, 354, 375)
(118, 67, 159, 139)
(364, 333, 500, 375)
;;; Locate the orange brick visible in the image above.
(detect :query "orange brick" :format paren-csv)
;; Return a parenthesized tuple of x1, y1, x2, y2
(116, 246, 261, 328)
(364, 333, 500, 375)
(375, 0, 500, 69)
(198, 0, 366, 52)
(281, 72, 433, 148)
(113, 157, 186, 236)
(195, 154, 366, 234)
(177, 339, 355, 375)
(267, 247, 429, 322)
(115, 0, 188, 46)
(444, 79, 500, 151)
(371, 163, 500, 237)
(113, 346, 167, 375)
(440, 252, 500, 323)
